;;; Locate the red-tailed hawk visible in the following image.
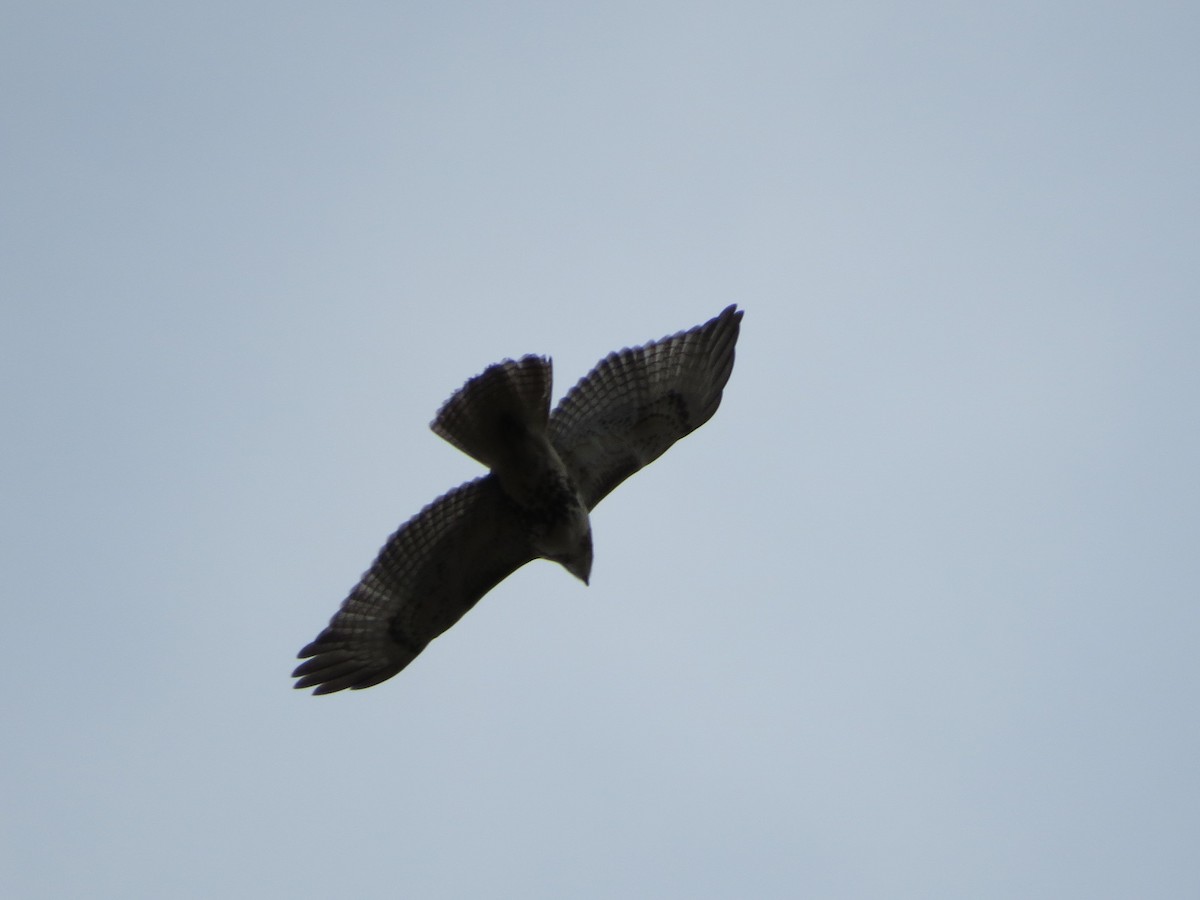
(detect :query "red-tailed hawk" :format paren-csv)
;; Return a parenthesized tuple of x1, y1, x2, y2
(293, 305, 743, 693)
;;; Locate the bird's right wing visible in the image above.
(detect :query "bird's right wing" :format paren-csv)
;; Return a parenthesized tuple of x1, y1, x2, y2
(293, 475, 536, 694)
(548, 305, 742, 510)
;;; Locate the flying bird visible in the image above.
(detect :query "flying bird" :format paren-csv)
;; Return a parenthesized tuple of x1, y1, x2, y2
(293, 305, 743, 693)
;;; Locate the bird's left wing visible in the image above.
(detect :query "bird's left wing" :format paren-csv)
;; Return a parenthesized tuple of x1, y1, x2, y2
(548, 305, 742, 510)
(293, 475, 536, 694)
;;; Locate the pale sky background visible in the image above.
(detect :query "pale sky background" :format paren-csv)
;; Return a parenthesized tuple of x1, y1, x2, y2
(3, 3, 1198, 898)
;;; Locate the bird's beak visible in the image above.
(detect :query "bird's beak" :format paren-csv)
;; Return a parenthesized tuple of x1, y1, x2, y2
(565, 557, 591, 586)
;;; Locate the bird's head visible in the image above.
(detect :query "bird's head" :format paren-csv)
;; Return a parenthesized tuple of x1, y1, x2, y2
(552, 529, 593, 586)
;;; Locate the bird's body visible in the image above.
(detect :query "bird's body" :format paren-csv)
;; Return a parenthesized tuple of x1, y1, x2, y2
(431, 353, 594, 582)
(293, 305, 742, 693)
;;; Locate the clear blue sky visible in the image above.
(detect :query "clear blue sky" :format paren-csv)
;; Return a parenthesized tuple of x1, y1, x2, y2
(3, 3, 1198, 898)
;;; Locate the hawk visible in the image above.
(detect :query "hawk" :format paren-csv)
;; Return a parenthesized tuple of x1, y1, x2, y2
(293, 305, 743, 693)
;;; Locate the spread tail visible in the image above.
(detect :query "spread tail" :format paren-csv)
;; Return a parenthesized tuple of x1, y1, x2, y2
(430, 355, 552, 470)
